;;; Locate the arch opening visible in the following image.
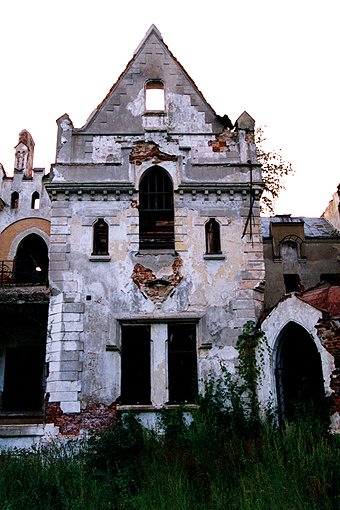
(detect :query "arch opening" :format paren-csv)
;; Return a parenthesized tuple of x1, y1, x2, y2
(275, 322, 325, 422)
(139, 166, 174, 249)
(14, 234, 49, 285)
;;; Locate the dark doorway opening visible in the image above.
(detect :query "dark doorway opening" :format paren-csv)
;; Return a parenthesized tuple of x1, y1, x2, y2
(139, 166, 174, 249)
(275, 322, 325, 422)
(168, 323, 197, 404)
(2, 346, 45, 412)
(121, 325, 151, 405)
(14, 234, 48, 285)
(0, 304, 48, 416)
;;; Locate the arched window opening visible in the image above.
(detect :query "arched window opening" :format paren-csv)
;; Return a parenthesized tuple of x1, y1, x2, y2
(11, 191, 19, 209)
(14, 233, 49, 285)
(31, 191, 40, 209)
(92, 218, 109, 255)
(275, 322, 326, 423)
(145, 80, 165, 111)
(139, 166, 174, 249)
(205, 218, 221, 254)
(280, 240, 298, 261)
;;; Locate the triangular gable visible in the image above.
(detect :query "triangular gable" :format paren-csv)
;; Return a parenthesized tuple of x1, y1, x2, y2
(80, 25, 223, 135)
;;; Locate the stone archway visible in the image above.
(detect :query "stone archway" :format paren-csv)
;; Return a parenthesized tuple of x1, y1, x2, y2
(275, 321, 325, 421)
(14, 233, 48, 285)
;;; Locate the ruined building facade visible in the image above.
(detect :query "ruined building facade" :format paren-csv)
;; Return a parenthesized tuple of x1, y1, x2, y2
(0, 26, 339, 446)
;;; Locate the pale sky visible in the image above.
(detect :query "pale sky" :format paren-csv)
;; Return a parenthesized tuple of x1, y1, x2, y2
(0, 0, 339, 216)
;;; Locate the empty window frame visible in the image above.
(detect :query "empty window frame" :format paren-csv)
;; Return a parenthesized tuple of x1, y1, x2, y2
(205, 218, 221, 254)
(10, 191, 19, 209)
(139, 167, 175, 249)
(283, 274, 301, 293)
(92, 218, 109, 255)
(120, 325, 151, 405)
(145, 80, 165, 111)
(168, 323, 198, 404)
(31, 191, 40, 209)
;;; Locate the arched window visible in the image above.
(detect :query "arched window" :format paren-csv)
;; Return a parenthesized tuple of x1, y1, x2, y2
(11, 191, 19, 209)
(92, 218, 109, 255)
(139, 166, 174, 249)
(14, 233, 49, 285)
(280, 240, 298, 261)
(145, 80, 165, 111)
(31, 191, 40, 209)
(205, 218, 221, 254)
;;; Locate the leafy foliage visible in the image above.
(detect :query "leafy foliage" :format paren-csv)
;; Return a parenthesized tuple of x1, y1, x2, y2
(256, 127, 294, 215)
(236, 320, 269, 421)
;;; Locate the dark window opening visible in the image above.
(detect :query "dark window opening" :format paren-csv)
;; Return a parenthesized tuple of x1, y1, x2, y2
(11, 191, 19, 209)
(205, 218, 221, 254)
(283, 274, 301, 293)
(121, 325, 151, 405)
(320, 273, 340, 285)
(14, 234, 49, 285)
(139, 167, 174, 249)
(92, 218, 109, 255)
(168, 323, 197, 404)
(2, 346, 45, 412)
(275, 322, 325, 422)
(31, 191, 40, 209)
(145, 80, 165, 111)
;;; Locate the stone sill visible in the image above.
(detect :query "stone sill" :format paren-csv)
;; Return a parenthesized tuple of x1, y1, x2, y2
(89, 255, 111, 262)
(143, 111, 167, 116)
(117, 404, 199, 412)
(203, 254, 225, 260)
(0, 424, 45, 437)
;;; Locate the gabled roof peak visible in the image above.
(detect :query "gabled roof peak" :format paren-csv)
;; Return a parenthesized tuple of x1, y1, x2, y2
(134, 24, 163, 55)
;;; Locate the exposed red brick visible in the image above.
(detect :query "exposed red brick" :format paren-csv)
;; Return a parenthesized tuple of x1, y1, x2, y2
(208, 129, 238, 153)
(45, 400, 117, 436)
(316, 317, 340, 417)
(130, 142, 177, 166)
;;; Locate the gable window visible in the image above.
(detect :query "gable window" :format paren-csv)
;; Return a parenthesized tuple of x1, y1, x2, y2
(205, 218, 221, 254)
(31, 191, 40, 209)
(139, 166, 174, 249)
(11, 191, 19, 209)
(92, 218, 109, 255)
(145, 80, 165, 111)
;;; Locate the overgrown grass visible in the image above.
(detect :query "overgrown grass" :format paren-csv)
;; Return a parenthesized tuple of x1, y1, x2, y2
(0, 403, 339, 509)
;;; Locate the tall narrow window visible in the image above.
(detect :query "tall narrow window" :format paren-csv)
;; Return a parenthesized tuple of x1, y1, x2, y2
(11, 191, 19, 209)
(92, 218, 109, 255)
(145, 80, 165, 111)
(205, 218, 221, 254)
(139, 166, 174, 249)
(168, 323, 197, 404)
(121, 325, 151, 405)
(31, 191, 40, 209)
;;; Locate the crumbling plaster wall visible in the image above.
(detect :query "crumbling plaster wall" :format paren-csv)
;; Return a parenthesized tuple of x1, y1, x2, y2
(45, 25, 264, 429)
(46, 127, 264, 419)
